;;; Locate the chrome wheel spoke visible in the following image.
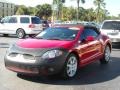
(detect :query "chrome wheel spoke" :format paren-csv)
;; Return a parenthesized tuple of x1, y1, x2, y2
(105, 47, 110, 61)
(66, 56, 77, 77)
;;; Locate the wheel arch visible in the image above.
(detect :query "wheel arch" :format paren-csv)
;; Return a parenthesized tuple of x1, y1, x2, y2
(106, 42, 112, 52)
(68, 51, 80, 65)
(16, 28, 25, 34)
(16, 28, 26, 38)
(100, 41, 111, 64)
(61, 50, 80, 78)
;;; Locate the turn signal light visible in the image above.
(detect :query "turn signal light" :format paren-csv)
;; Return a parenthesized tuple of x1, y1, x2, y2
(29, 24, 35, 28)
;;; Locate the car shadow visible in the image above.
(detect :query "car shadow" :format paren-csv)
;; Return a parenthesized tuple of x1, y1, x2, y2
(0, 34, 17, 38)
(17, 56, 120, 85)
(0, 34, 34, 39)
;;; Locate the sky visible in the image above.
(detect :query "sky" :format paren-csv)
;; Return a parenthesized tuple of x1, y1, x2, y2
(7, 0, 120, 16)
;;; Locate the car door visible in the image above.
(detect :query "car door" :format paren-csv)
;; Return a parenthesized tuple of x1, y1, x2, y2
(79, 27, 102, 66)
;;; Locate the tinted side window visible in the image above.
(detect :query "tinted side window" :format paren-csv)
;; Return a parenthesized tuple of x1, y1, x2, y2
(9, 17, 17, 23)
(20, 17, 30, 23)
(80, 28, 99, 40)
(2, 16, 10, 23)
(31, 17, 41, 24)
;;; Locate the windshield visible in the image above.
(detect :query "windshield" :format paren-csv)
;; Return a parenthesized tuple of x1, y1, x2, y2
(102, 21, 120, 30)
(36, 27, 79, 40)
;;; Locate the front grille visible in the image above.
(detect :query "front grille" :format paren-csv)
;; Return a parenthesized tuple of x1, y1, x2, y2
(8, 53, 35, 60)
(108, 32, 119, 35)
(23, 54, 35, 60)
(8, 53, 18, 57)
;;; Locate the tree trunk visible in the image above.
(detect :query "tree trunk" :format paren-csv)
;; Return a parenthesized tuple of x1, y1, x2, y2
(77, 0, 79, 22)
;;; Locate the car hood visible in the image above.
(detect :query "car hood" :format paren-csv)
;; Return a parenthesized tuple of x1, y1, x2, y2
(16, 39, 74, 49)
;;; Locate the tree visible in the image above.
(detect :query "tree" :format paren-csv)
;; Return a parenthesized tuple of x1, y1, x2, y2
(15, 7, 24, 15)
(62, 7, 68, 21)
(62, 6, 76, 21)
(62, 6, 97, 21)
(27, 7, 37, 15)
(15, 5, 27, 15)
(93, 0, 105, 22)
(15, 5, 26, 15)
(83, 8, 96, 21)
(78, 7, 85, 20)
(53, 0, 63, 20)
(36, 4, 52, 19)
(76, 0, 85, 21)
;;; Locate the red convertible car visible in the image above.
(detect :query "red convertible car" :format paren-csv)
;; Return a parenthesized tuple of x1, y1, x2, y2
(4, 24, 112, 79)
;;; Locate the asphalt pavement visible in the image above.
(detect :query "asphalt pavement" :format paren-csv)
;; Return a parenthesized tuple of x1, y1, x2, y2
(0, 35, 120, 90)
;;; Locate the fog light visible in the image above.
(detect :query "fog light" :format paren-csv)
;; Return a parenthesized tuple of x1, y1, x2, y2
(49, 68, 54, 72)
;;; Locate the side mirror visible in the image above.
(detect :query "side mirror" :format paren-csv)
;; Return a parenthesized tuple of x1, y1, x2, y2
(86, 36, 95, 41)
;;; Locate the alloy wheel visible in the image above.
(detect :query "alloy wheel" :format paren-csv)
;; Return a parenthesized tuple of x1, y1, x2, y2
(105, 46, 110, 61)
(66, 56, 78, 77)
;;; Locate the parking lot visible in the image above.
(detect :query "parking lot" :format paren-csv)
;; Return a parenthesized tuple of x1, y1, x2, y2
(1, 35, 120, 90)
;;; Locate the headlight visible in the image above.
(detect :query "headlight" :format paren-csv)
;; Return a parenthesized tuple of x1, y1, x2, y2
(42, 50, 63, 59)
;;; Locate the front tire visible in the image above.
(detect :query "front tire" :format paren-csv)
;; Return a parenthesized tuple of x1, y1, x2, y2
(100, 45, 111, 64)
(16, 29, 26, 39)
(62, 54, 78, 79)
(3, 34, 8, 37)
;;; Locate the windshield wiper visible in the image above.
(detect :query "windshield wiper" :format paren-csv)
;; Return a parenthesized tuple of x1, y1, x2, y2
(46, 38, 63, 40)
(35, 37, 72, 41)
(35, 37, 44, 39)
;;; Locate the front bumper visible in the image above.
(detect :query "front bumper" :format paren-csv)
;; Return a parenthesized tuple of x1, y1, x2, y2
(110, 38, 120, 42)
(4, 47, 69, 76)
(5, 55, 67, 75)
(107, 33, 120, 42)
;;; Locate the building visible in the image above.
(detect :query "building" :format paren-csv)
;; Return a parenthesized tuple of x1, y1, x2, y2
(0, 0, 15, 18)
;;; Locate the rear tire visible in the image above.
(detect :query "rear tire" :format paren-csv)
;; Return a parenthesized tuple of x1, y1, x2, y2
(61, 54, 78, 79)
(100, 45, 111, 64)
(29, 34, 36, 38)
(16, 29, 26, 39)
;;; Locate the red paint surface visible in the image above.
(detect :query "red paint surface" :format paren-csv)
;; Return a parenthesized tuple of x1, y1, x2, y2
(17, 39, 74, 49)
